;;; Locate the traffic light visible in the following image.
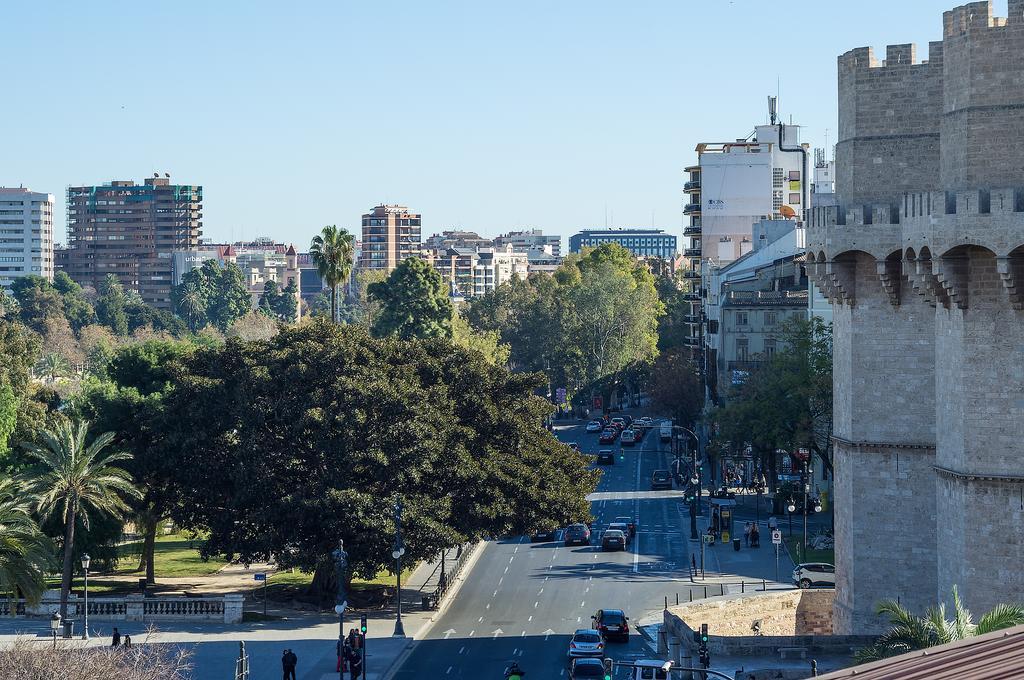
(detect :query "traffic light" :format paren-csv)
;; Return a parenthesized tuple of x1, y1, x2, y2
(698, 623, 711, 668)
(359, 614, 367, 635)
(602, 657, 614, 680)
(700, 623, 708, 644)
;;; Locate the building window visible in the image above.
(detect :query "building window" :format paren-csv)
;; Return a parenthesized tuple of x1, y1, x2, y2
(764, 312, 777, 326)
(764, 339, 776, 357)
(736, 311, 748, 326)
(736, 339, 749, 361)
(789, 193, 801, 204)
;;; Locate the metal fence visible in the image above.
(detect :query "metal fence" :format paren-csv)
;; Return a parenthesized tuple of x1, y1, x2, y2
(422, 542, 481, 610)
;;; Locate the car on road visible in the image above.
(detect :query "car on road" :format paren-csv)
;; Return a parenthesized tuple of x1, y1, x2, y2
(570, 657, 606, 679)
(613, 516, 637, 538)
(607, 523, 631, 544)
(650, 469, 673, 490)
(620, 429, 638, 446)
(596, 450, 615, 465)
(585, 420, 604, 433)
(598, 428, 619, 444)
(637, 416, 654, 428)
(564, 523, 592, 546)
(530, 528, 558, 542)
(610, 417, 627, 430)
(601, 529, 627, 551)
(592, 608, 630, 642)
(793, 562, 836, 589)
(566, 629, 605, 659)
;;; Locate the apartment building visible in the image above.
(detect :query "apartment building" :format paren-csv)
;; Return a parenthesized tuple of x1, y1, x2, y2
(494, 228, 561, 258)
(473, 246, 528, 297)
(0, 187, 54, 288)
(424, 230, 492, 251)
(65, 175, 202, 309)
(358, 204, 421, 271)
(568, 228, 677, 260)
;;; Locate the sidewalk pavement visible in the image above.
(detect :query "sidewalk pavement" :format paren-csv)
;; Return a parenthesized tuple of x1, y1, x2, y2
(0, 544, 483, 680)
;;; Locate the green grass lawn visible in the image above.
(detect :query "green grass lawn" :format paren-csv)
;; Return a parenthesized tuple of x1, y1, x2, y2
(785, 535, 834, 565)
(115, 532, 228, 578)
(264, 566, 417, 597)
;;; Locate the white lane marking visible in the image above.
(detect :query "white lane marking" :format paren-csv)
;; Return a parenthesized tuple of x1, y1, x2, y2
(577, 616, 581, 623)
(498, 577, 503, 586)
(459, 646, 465, 654)
(534, 601, 539, 608)
(544, 576, 549, 582)
(585, 587, 590, 593)
(486, 603, 490, 609)
(447, 666, 452, 674)
(538, 588, 544, 595)
(521, 631, 526, 637)
(528, 615, 533, 622)
(514, 547, 519, 554)
(580, 601, 585, 607)
(469, 630, 475, 637)
(509, 556, 514, 564)
(493, 590, 498, 597)
(504, 566, 509, 574)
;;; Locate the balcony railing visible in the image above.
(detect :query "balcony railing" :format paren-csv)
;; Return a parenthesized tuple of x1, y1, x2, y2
(683, 225, 702, 236)
(683, 270, 701, 279)
(684, 247, 702, 257)
(683, 180, 701, 193)
(682, 337, 702, 348)
(683, 314, 701, 324)
(682, 292, 701, 301)
(683, 203, 701, 215)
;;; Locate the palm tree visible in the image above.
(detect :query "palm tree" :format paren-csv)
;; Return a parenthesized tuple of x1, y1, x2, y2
(176, 281, 206, 332)
(34, 353, 71, 383)
(23, 420, 142, 617)
(309, 225, 355, 323)
(0, 478, 54, 608)
(856, 586, 1024, 662)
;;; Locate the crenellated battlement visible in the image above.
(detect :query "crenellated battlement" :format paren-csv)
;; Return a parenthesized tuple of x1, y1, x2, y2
(838, 42, 945, 70)
(942, 0, 1024, 37)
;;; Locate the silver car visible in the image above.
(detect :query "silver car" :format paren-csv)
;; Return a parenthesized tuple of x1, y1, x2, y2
(567, 628, 605, 658)
(792, 562, 835, 589)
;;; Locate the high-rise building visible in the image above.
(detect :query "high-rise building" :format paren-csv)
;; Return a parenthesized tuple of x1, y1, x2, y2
(0, 187, 54, 288)
(65, 175, 202, 308)
(494, 229, 561, 258)
(568, 228, 677, 260)
(358, 204, 421, 271)
(424, 230, 492, 251)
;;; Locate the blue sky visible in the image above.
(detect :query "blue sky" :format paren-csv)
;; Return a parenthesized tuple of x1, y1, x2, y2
(4, 0, 994, 248)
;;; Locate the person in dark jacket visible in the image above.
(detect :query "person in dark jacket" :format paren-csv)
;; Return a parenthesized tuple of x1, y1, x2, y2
(282, 648, 297, 680)
(111, 627, 121, 647)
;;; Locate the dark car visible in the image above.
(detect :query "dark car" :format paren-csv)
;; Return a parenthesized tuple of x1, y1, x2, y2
(610, 417, 627, 430)
(607, 522, 632, 544)
(570, 658, 606, 679)
(530, 528, 558, 542)
(601, 529, 627, 551)
(651, 469, 672, 490)
(596, 450, 615, 465)
(592, 608, 630, 642)
(613, 516, 637, 538)
(598, 428, 619, 444)
(564, 523, 591, 546)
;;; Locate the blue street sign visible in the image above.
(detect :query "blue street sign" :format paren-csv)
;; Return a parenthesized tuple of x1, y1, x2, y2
(253, 573, 267, 581)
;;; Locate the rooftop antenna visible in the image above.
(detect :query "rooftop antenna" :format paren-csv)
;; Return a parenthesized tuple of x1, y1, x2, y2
(768, 95, 778, 126)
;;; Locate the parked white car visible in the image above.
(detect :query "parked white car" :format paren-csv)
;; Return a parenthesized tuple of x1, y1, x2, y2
(586, 420, 604, 433)
(792, 562, 835, 589)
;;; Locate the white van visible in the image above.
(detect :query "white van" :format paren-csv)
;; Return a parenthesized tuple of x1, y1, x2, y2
(659, 420, 673, 442)
(632, 660, 672, 679)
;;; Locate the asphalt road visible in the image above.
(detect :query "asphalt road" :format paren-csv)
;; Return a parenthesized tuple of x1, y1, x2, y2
(391, 415, 707, 680)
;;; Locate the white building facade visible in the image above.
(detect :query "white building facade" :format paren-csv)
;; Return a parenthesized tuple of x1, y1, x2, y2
(0, 187, 54, 289)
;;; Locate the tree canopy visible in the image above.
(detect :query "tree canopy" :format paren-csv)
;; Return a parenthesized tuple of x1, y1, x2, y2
(171, 261, 252, 332)
(368, 257, 454, 340)
(160, 320, 596, 599)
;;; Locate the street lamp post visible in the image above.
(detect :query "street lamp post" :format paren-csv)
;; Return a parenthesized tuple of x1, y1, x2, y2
(81, 553, 91, 640)
(392, 498, 406, 638)
(669, 425, 702, 541)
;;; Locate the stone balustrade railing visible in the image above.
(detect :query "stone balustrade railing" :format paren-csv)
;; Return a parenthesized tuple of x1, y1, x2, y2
(0, 591, 243, 624)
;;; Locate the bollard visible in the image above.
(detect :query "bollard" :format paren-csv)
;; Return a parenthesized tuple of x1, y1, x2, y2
(664, 596, 668, 610)
(741, 581, 745, 593)
(676, 593, 679, 605)
(762, 579, 767, 591)
(811, 659, 818, 676)
(704, 586, 707, 598)
(689, 590, 693, 602)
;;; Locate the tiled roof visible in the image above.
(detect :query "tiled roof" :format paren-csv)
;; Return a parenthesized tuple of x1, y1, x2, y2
(815, 624, 1024, 680)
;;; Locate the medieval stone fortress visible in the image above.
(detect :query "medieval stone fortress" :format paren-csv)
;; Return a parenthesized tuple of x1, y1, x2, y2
(807, 0, 1024, 634)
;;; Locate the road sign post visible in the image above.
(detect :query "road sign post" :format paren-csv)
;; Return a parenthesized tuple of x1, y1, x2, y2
(254, 573, 267, 616)
(771, 530, 782, 583)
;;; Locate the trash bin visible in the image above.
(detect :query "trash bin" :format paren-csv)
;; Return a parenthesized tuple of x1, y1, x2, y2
(62, 620, 74, 639)
(733, 538, 741, 551)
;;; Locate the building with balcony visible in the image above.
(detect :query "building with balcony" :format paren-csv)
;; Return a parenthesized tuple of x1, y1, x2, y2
(0, 187, 54, 289)
(65, 175, 202, 309)
(473, 245, 528, 297)
(424, 230, 493, 251)
(358, 204, 421, 272)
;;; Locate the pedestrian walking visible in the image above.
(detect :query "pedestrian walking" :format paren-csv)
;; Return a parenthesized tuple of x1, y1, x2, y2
(751, 525, 760, 548)
(768, 515, 778, 533)
(347, 644, 363, 680)
(123, 634, 132, 648)
(111, 627, 121, 647)
(744, 522, 752, 547)
(282, 648, 297, 680)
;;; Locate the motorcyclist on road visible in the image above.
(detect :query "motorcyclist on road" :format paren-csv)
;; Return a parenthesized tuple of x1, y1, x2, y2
(505, 661, 525, 679)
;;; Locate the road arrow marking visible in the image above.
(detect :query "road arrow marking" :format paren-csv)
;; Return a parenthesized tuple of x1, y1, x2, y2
(543, 628, 555, 640)
(443, 629, 456, 640)
(492, 628, 504, 639)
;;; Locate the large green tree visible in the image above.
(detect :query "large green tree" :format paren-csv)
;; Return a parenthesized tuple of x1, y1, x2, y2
(23, 420, 141, 616)
(309, 225, 355, 324)
(74, 340, 193, 583)
(258, 280, 298, 323)
(94, 274, 129, 336)
(649, 348, 703, 427)
(171, 261, 252, 332)
(368, 257, 454, 340)
(162, 320, 596, 602)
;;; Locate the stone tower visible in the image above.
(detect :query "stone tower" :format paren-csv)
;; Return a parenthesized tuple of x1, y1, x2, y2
(807, 0, 1024, 634)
